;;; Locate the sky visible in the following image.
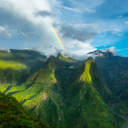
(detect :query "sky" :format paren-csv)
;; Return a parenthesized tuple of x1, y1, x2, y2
(0, 0, 128, 56)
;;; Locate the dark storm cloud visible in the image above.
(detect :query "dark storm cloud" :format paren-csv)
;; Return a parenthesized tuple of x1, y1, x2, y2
(60, 24, 96, 42)
(36, 11, 55, 17)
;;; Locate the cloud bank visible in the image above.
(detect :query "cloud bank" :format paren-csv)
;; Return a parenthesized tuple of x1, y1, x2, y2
(0, 0, 128, 56)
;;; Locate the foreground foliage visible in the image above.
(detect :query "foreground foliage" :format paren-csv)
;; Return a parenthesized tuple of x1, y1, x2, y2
(0, 93, 49, 128)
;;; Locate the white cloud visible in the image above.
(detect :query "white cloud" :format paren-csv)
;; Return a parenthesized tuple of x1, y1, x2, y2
(112, 28, 122, 33)
(117, 33, 122, 36)
(0, 0, 99, 56)
(0, 26, 12, 38)
(62, 6, 80, 12)
(62, 5, 95, 13)
(106, 47, 115, 53)
(62, 38, 96, 55)
(0, 0, 57, 25)
(0, 0, 63, 54)
(67, 0, 104, 13)
(100, 47, 118, 56)
(125, 21, 128, 25)
(0, 47, 10, 53)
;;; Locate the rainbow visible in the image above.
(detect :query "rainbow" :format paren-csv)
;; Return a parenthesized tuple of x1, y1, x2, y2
(50, 27, 66, 51)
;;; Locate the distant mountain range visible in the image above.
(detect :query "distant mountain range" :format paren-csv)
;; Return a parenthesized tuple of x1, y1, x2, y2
(0, 49, 128, 128)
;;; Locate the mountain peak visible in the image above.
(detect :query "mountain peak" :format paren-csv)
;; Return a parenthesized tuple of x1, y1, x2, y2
(72, 56, 112, 99)
(45, 55, 62, 69)
(72, 57, 95, 83)
(86, 56, 95, 62)
(88, 49, 114, 59)
(48, 55, 56, 60)
(57, 52, 62, 58)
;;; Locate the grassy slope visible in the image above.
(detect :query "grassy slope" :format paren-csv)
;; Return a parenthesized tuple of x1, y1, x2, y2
(0, 51, 29, 93)
(10, 49, 47, 73)
(0, 93, 49, 128)
(0, 50, 47, 93)
(5, 56, 68, 128)
(0, 51, 27, 71)
(71, 57, 112, 101)
(66, 82, 116, 128)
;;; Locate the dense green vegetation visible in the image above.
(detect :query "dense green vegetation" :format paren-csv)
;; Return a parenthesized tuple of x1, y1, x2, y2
(112, 89, 128, 119)
(65, 58, 121, 128)
(96, 52, 128, 98)
(0, 50, 47, 92)
(0, 50, 127, 128)
(66, 82, 116, 128)
(0, 93, 49, 128)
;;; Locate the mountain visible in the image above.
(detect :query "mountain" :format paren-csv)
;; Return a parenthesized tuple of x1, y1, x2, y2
(0, 92, 49, 128)
(88, 49, 114, 58)
(0, 49, 127, 128)
(5, 55, 69, 127)
(71, 57, 112, 101)
(88, 50, 128, 127)
(57, 53, 83, 69)
(10, 49, 47, 73)
(65, 57, 121, 128)
(90, 50, 128, 98)
(0, 49, 47, 93)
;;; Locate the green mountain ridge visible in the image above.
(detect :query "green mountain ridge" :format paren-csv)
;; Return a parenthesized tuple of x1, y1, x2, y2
(0, 49, 47, 92)
(64, 57, 120, 128)
(93, 50, 128, 97)
(0, 50, 127, 128)
(71, 57, 112, 101)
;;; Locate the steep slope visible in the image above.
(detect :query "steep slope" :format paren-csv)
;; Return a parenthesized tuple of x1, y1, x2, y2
(0, 52, 125, 128)
(0, 93, 49, 128)
(45, 55, 65, 69)
(65, 57, 119, 128)
(96, 56, 128, 97)
(71, 57, 112, 101)
(88, 50, 128, 126)
(5, 56, 68, 128)
(91, 50, 128, 97)
(0, 50, 29, 93)
(10, 49, 47, 73)
(0, 50, 47, 93)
